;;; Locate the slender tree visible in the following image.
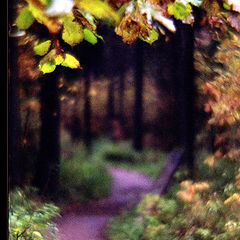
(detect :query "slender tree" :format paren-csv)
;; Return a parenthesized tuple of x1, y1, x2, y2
(8, 36, 22, 189)
(118, 70, 126, 134)
(133, 40, 144, 151)
(8, 1, 23, 188)
(106, 79, 115, 137)
(33, 69, 61, 195)
(83, 71, 92, 151)
(174, 21, 195, 174)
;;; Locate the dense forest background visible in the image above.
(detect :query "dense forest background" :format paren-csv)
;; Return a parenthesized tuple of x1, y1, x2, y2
(8, 0, 240, 239)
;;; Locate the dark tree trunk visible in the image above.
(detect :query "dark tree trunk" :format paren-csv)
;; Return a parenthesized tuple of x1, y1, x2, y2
(70, 94, 82, 142)
(174, 21, 195, 175)
(133, 40, 144, 151)
(33, 70, 61, 196)
(118, 71, 125, 122)
(83, 73, 92, 151)
(106, 79, 115, 138)
(152, 148, 185, 195)
(70, 113, 82, 142)
(8, 37, 22, 189)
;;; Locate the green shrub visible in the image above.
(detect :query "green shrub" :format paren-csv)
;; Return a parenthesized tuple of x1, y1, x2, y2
(91, 138, 166, 178)
(107, 209, 145, 240)
(59, 150, 113, 202)
(9, 187, 60, 240)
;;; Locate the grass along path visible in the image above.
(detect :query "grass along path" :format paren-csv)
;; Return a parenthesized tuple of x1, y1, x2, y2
(55, 166, 154, 240)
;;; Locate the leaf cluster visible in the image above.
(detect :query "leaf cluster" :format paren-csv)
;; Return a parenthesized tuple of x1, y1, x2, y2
(14, 0, 240, 74)
(107, 154, 240, 240)
(9, 188, 60, 240)
(195, 28, 240, 159)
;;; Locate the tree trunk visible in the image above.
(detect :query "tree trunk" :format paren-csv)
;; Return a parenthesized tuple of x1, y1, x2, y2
(70, 94, 82, 143)
(118, 71, 125, 124)
(106, 79, 115, 138)
(8, 36, 22, 189)
(152, 148, 185, 195)
(33, 70, 61, 196)
(133, 40, 144, 151)
(174, 21, 195, 175)
(84, 73, 92, 151)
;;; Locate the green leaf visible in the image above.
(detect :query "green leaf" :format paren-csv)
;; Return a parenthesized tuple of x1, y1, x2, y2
(168, 2, 192, 20)
(39, 60, 56, 74)
(62, 15, 84, 46)
(15, 6, 35, 30)
(61, 53, 81, 69)
(223, 2, 231, 10)
(33, 40, 51, 56)
(54, 54, 64, 65)
(83, 28, 98, 45)
(139, 29, 159, 44)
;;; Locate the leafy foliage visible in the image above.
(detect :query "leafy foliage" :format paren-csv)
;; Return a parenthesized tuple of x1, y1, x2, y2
(168, 1, 192, 21)
(61, 53, 81, 69)
(16, 6, 35, 30)
(14, 0, 240, 73)
(28, 3, 62, 34)
(107, 154, 240, 240)
(195, 29, 240, 159)
(59, 148, 112, 202)
(83, 28, 98, 45)
(9, 188, 60, 240)
(33, 40, 51, 56)
(39, 59, 56, 73)
(89, 138, 166, 178)
(61, 14, 84, 46)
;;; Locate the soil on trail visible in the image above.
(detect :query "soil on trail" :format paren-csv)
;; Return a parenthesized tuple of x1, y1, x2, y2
(56, 166, 154, 240)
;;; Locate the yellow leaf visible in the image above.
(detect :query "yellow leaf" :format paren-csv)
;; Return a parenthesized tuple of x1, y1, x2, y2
(61, 53, 81, 69)
(75, 0, 120, 24)
(54, 54, 64, 65)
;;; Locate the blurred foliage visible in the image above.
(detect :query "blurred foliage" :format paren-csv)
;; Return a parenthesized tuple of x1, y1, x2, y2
(9, 187, 60, 240)
(107, 153, 240, 240)
(195, 29, 240, 159)
(60, 134, 166, 179)
(14, 0, 240, 73)
(59, 146, 113, 202)
(91, 138, 166, 178)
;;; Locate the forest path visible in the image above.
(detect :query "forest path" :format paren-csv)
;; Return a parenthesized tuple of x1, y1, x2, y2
(56, 166, 154, 240)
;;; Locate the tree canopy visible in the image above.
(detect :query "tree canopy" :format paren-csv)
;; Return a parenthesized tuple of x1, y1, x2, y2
(13, 0, 240, 74)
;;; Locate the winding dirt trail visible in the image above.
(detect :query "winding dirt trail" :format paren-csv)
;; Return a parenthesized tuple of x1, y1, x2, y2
(55, 166, 154, 240)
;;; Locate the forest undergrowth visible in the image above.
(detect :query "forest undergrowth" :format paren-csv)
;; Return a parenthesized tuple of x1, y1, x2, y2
(106, 150, 240, 240)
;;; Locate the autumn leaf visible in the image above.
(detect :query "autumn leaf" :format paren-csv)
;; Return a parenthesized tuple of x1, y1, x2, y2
(28, 3, 62, 34)
(61, 53, 82, 69)
(75, 0, 120, 24)
(54, 54, 64, 65)
(61, 15, 84, 46)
